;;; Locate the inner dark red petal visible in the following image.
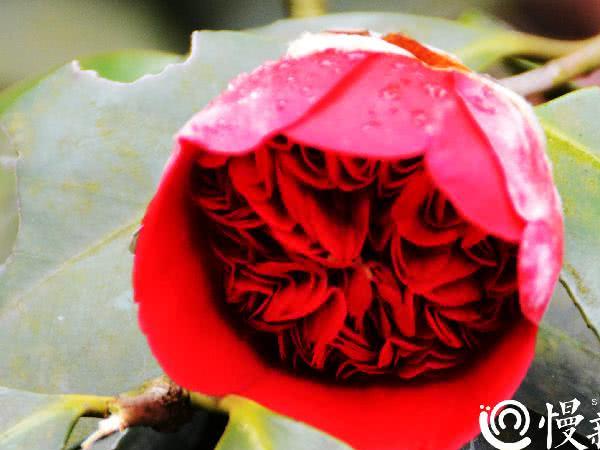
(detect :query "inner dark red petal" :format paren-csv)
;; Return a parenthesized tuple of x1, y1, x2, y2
(190, 135, 519, 381)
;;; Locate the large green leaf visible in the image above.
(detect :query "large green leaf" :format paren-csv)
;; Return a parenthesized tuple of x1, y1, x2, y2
(536, 88, 600, 340)
(0, 387, 85, 450)
(0, 31, 285, 394)
(0, 49, 181, 270)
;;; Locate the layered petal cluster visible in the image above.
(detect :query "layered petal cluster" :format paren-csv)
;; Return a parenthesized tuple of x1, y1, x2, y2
(134, 32, 563, 450)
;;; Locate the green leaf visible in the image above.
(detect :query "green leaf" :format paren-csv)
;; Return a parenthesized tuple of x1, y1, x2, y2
(0, 49, 180, 272)
(536, 88, 600, 340)
(517, 280, 600, 417)
(216, 396, 351, 450)
(0, 387, 84, 450)
(0, 31, 285, 394)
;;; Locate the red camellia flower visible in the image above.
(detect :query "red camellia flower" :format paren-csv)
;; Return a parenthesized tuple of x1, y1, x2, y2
(133, 32, 563, 449)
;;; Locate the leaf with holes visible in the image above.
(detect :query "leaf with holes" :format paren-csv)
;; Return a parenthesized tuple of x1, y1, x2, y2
(0, 31, 285, 394)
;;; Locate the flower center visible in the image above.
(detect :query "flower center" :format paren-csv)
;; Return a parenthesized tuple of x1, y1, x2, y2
(190, 135, 518, 380)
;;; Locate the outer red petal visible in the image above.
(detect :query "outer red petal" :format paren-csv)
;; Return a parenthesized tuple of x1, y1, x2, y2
(177, 49, 371, 155)
(242, 319, 537, 450)
(134, 142, 268, 395)
(447, 73, 564, 323)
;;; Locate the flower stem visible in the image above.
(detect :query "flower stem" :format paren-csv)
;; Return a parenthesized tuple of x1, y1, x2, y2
(63, 394, 113, 417)
(286, 0, 326, 18)
(78, 377, 224, 448)
(501, 33, 600, 96)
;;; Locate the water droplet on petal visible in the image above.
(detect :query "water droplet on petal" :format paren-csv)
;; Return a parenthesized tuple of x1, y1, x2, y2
(348, 52, 366, 61)
(411, 110, 428, 127)
(470, 94, 496, 113)
(379, 84, 402, 100)
(423, 82, 447, 99)
(320, 59, 332, 67)
(362, 119, 382, 132)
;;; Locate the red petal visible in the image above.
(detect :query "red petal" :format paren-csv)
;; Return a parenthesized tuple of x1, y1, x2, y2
(300, 290, 347, 368)
(344, 267, 374, 331)
(518, 218, 563, 323)
(178, 50, 371, 155)
(228, 152, 295, 232)
(134, 143, 267, 395)
(391, 170, 461, 246)
(426, 276, 482, 307)
(277, 162, 370, 264)
(261, 266, 331, 323)
(424, 88, 525, 242)
(285, 54, 435, 158)
(241, 319, 537, 450)
(435, 72, 563, 321)
(453, 73, 556, 225)
(392, 238, 479, 293)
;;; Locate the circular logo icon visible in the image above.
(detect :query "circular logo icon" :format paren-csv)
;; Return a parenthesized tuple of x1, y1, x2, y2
(479, 400, 532, 450)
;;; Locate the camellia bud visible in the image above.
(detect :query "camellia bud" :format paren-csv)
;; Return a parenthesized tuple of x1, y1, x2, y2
(134, 32, 563, 449)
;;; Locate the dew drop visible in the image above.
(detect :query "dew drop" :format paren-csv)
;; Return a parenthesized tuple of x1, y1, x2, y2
(362, 119, 382, 131)
(470, 94, 496, 113)
(411, 110, 428, 127)
(276, 99, 287, 111)
(320, 59, 332, 67)
(482, 85, 494, 98)
(423, 82, 447, 99)
(380, 84, 402, 100)
(348, 52, 366, 61)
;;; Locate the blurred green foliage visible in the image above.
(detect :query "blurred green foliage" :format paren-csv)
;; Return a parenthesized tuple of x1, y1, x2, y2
(4, 0, 599, 90)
